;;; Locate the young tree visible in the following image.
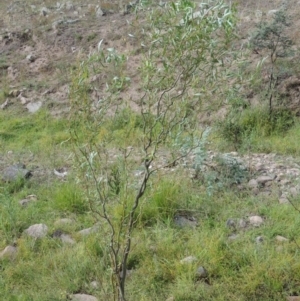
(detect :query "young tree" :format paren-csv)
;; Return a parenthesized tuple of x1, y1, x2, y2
(69, 1, 237, 300)
(250, 8, 293, 117)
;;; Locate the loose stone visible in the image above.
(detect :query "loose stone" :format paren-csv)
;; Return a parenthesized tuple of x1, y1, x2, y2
(249, 216, 264, 227)
(195, 266, 208, 280)
(24, 224, 48, 238)
(0, 245, 17, 260)
(180, 256, 197, 264)
(276, 235, 289, 242)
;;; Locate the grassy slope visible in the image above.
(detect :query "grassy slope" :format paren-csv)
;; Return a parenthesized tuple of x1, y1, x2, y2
(1, 109, 300, 300)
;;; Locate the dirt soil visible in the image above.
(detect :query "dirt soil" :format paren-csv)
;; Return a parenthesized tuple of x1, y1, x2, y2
(1, 0, 300, 116)
(0, 0, 146, 116)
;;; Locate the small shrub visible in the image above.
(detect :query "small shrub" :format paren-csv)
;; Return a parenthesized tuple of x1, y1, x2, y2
(250, 8, 294, 117)
(139, 180, 183, 225)
(217, 119, 244, 151)
(87, 33, 97, 42)
(214, 154, 249, 186)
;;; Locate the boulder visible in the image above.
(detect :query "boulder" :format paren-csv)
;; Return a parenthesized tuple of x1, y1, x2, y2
(2, 164, 32, 182)
(71, 294, 98, 301)
(24, 224, 48, 238)
(249, 216, 264, 227)
(0, 245, 17, 260)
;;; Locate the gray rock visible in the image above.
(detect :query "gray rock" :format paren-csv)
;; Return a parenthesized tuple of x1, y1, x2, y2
(281, 179, 291, 185)
(64, 19, 80, 25)
(255, 163, 266, 171)
(24, 224, 48, 238)
(226, 219, 235, 229)
(276, 235, 289, 242)
(289, 168, 300, 176)
(60, 234, 76, 245)
(53, 168, 68, 178)
(19, 199, 31, 206)
(287, 297, 300, 301)
(180, 256, 197, 264)
(40, 7, 50, 16)
(174, 215, 197, 229)
(26, 101, 42, 113)
(8, 89, 20, 97)
(256, 175, 274, 185)
(249, 216, 264, 227)
(255, 236, 264, 243)
(71, 294, 98, 301)
(290, 187, 299, 197)
(248, 179, 258, 188)
(95, 7, 104, 18)
(26, 54, 35, 62)
(19, 194, 37, 207)
(78, 224, 100, 236)
(238, 218, 247, 229)
(2, 164, 32, 182)
(265, 180, 273, 187)
(0, 99, 10, 109)
(195, 266, 208, 280)
(52, 229, 64, 238)
(90, 281, 100, 289)
(18, 93, 29, 105)
(279, 197, 290, 204)
(0, 245, 17, 260)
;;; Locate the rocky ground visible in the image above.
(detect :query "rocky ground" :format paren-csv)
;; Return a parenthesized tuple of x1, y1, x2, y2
(1, 0, 300, 116)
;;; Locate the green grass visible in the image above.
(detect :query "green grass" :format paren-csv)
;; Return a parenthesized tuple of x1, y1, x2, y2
(0, 109, 70, 152)
(51, 182, 89, 214)
(214, 105, 300, 155)
(2, 69, 300, 301)
(1, 169, 300, 300)
(246, 123, 300, 155)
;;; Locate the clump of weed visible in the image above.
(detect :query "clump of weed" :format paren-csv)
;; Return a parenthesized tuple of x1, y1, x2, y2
(5, 176, 27, 194)
(217, 105, 295, 151)
(138, 179, 185, 225)
(87, 33, 97, 42)
(52, 182, 88, 214)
